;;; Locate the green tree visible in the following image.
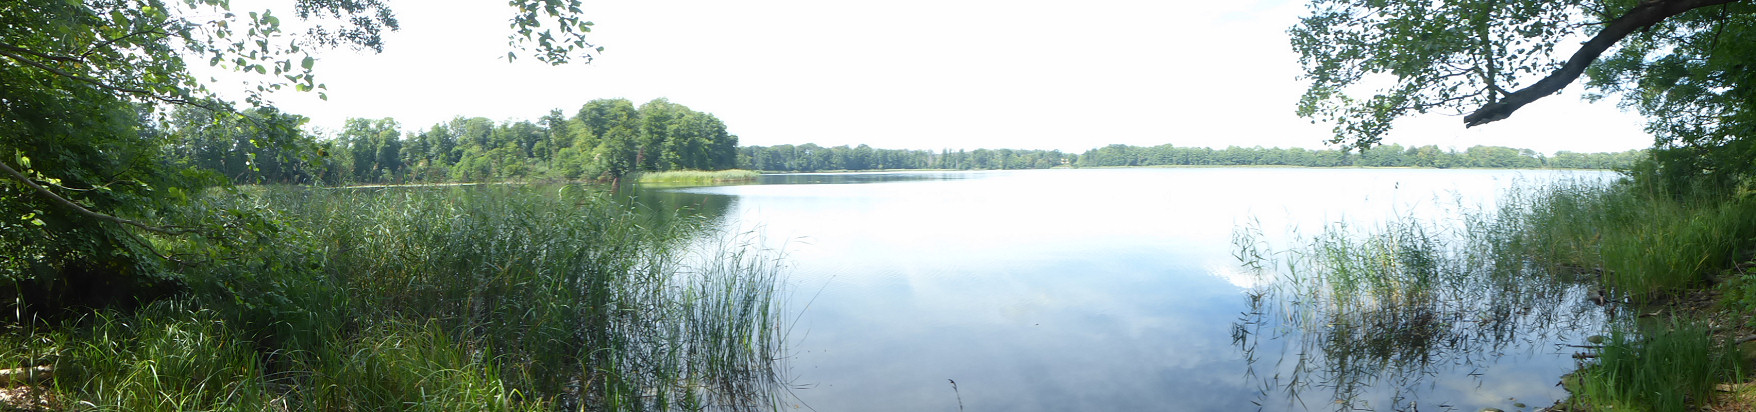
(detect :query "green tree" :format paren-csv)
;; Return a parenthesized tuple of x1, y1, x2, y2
(594, 126, 641, 183)
(1292, 0, 1751, 187)
(167, 105, 316, 184)
(539, 108, 571, 160)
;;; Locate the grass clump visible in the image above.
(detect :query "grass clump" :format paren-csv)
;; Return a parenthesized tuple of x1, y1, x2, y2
(638, 169, 761, 185)
(50, 300, 268, 411)
(1502, 178, 1756, 298)
(1567, 322, 1741, 412)
(305, 321, 543, 411)
(1232, 211, 1580, 410)
(1233, 167, 1756, 410)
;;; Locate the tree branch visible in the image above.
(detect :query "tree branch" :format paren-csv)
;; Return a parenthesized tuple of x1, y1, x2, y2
(0, 43, 208, 108)
(80, 27, 170, 61)
(1463, 0, 1745, 127)
(0, 158, 200, 236)
(0, 42, 82, 63)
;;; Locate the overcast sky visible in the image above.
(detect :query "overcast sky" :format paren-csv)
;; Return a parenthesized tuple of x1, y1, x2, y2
(243, 0, 1655, 154)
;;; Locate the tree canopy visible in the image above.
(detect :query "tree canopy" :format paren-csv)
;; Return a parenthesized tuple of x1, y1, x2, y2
(1293, 0, 1754, 186)
(1, 0, 601, 312)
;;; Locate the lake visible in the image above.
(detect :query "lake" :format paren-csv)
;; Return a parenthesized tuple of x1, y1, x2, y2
(631, 167, 1617, 411)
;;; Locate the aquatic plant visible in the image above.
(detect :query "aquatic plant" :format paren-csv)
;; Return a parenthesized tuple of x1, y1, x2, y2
(1567, 322, 1740, 412)
(1231, 179, 1609, 411)
(1498, 177, 1756, 299)
(1234, 173, 1756, 410)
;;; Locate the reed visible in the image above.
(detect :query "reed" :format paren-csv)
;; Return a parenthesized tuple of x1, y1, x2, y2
(264, 184, 791, 410)
(1567, 322, 1740, 412)
(7, 184, 790, 411)
(51, 300, 269, 411)
(1504, 178, 1756, 298)
(1232, 172, 1756, 410)
(637, 170, 761, 185)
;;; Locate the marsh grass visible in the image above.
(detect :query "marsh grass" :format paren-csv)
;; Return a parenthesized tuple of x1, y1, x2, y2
(273, 185, 790, 410)
(1500, 178, 1756, 299)
(6, 184, 790, 411)
(638, 170, 761, 185)
(1233, 174, 1756, 410)
(1233, 211, 1597, 410)
(51, 300, 269, 411)
(303, 320, 544, 411)
(1568, 322, 1741, 412)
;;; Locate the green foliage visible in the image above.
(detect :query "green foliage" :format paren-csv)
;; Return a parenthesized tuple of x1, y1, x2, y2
(8, 186, 791, 410)
(1568, 323, 1740, 412)
(1233, 169, 1756, 408)
(1588, 2, 1756, 191)
(165, 104, 322, 184)
(1493, 170, 1756, 298)
(1290, 0, 1575, 147)
(1292, 0, 1756, 191)
(1232, 201, 1589, 409)
(303, 98, 742, 185)
(304, 321, 544, 411)
(0, 64, 208, 313)
(0, 0, 605, 313)
(258, 186, 788, 409)
(53, 301, 269, 412)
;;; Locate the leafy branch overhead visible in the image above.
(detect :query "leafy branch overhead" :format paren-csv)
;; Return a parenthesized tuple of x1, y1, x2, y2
(1293, 0, 1755, 152)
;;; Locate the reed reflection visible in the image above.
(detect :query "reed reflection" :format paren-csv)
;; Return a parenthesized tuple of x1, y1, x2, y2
(1232, 215, 1605, 411)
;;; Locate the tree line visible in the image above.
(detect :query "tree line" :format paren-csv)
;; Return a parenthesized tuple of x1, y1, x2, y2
(158, 102, 1646, 187)
(1073, 143, 1645, 170)
(736, 142, 1643, 172)
(162, 98, 738, 185)
(737, 145, 1073, 172)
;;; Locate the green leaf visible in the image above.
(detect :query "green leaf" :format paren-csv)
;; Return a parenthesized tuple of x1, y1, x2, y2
(301, 56, 314, 70)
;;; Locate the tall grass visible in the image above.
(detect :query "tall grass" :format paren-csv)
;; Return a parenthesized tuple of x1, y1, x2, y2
(1568, 322, 1740, 412)
(303, 320, 544, 411)
(8, 184, 791, 411)
(1498, 178, 1756, 298)
(1233, 211, 1595, 410)
(638, 170, 761, 185)
(269, 184, 790, 410)
(1233, 173, 1756, 410)
(52, 300, 269, 411)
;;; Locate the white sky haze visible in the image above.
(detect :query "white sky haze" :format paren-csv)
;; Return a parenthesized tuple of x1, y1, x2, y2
(248, 0, 1656, 155)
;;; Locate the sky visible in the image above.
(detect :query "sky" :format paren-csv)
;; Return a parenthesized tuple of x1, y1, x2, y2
(236, 0, 1656, 154)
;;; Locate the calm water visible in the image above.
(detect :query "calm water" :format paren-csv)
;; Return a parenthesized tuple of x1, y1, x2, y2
(633, 168, 1615, 411)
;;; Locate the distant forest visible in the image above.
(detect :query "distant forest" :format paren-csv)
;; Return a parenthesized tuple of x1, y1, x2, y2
(170, 98, 738, 185)
(740, 143, 1645, 172)
(163, 98, 1647, 185)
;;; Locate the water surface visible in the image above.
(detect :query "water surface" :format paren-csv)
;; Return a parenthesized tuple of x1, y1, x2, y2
(635, 168, 1615, 411)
